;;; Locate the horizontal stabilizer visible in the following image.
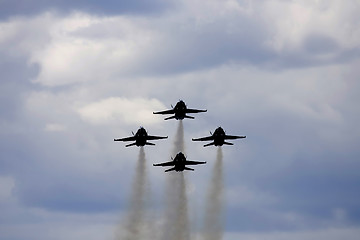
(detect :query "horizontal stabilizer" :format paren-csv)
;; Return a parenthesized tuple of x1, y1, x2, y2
(145, 142, 155, 146)
(125, 142, 137, 147)
(184, 115, 195, 119)
(184, 167, 194, 171)
(165, 167, 176, 172)
(164, 115, 177, 120)
(204, 142, 215, 147)
(223, 141, 234, 145)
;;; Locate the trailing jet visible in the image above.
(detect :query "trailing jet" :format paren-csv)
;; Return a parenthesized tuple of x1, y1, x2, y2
(192, 127, 246, 147)
(153, 100, 207, 120)
(153, 152, 206, 172)
(114, 127, 168, 147)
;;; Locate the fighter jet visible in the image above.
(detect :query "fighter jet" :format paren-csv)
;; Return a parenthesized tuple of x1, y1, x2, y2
(114, 127, 168, 147)
(153, 100, 207, 120)
(153, 152, 206, 172)
(192, 127, 246, 147)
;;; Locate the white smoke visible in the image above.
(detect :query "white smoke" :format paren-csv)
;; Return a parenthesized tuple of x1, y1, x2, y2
(162, 120, 190, 240)
(202, 147, 224, 240)
(116, 147, 149, 240)
(173, 120, 185, 154)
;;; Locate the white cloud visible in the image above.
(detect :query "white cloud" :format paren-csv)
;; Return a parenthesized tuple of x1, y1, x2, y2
(263, 0, 360, 53)
(78, 97, 165, 126)
(28, 13, 160, 86)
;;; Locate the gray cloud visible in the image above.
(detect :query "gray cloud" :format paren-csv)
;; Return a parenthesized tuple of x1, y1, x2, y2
(0, 0, 173, 20)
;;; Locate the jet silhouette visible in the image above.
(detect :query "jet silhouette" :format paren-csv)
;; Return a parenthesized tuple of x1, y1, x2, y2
(153, 152, 206, 172)
(192, 127, 246, 147)
(114, 127, 168, 147)
(153, 100, 207, 120)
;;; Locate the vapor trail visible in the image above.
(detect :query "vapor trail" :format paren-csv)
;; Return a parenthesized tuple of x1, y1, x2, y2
(117, 147, 148, 240)
(202, 147, 224, 240)
(162, 120, 190, 240)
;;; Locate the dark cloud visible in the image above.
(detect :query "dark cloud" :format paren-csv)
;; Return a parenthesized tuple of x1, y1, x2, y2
(0, 1, 360, 239)
(0, 0, 173, 19)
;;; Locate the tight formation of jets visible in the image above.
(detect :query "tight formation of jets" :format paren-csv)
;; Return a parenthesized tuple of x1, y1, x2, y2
(114, 100, 246, 172)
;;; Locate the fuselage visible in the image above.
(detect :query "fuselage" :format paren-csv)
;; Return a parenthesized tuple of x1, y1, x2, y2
(212, 127, 226, 146)
(173, 152, 187, 171)
(135, 128, 148, 146)
(173, 101, 187, 120)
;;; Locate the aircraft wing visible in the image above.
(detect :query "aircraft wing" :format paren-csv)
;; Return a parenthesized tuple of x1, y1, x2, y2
(224, 135, 246, 140)
(153, 161, 175, 167)
(153, 109, 175, 115)
(114, 136, 136, 142)
(192, 135, 214, 141)
(184, 160, 206, 165)
(186, 108, 207, 113)
(146, 135, 168, 140)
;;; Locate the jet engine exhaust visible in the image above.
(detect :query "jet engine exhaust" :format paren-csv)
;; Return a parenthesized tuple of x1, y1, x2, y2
(162, 120, 190, 240)
(202, 147, 224, 240)
(173, 120, 185, 154)
(117, 147, 148, 240)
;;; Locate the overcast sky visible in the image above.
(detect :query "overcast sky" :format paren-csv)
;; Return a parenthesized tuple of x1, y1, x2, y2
(1, 0, 360, 239)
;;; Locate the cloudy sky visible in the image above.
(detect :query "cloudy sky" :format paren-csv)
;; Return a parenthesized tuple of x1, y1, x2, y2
(1, 0, 360, 239)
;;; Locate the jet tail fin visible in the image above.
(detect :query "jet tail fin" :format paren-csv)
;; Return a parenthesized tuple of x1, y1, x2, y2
(125, 142, 137, 147)
(184, 115, 195, 119)
(165, 167, 176, 172)
(145, 142, 155, 146)
(204, 142, 215, 147)
(184, 167, 194, 171)
(223, 141, 234, 145)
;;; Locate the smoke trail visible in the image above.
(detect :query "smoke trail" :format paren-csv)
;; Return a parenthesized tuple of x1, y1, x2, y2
(202, 147, 224, 240)
(173, 120, 185, 154)
(117, 147, 148, 240)
(162, 120, 190, 240)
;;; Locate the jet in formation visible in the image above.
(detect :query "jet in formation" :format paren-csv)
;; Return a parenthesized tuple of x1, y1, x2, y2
(153, 100, 207, 120)
(192, 127, 246, 147)
(153, 152, 206, 172)
(114, 127, 168, 147)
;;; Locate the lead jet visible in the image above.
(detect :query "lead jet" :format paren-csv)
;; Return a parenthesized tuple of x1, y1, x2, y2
(153, 152, 206, 172)
(192, 127, 246, 147)
(114, 127, 168, 147)
(153, 100, 207, 120)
